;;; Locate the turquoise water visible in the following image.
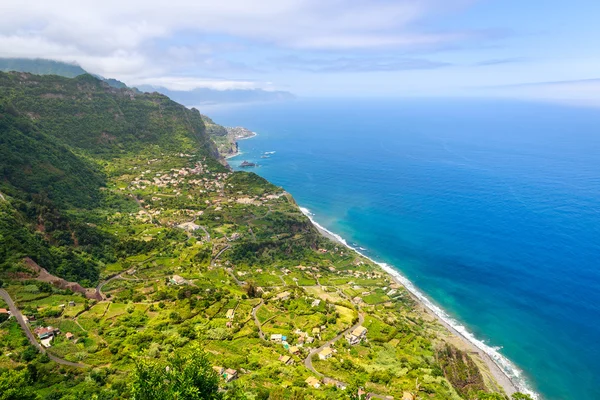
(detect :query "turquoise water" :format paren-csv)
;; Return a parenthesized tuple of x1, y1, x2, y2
(206, 98, 600, 400)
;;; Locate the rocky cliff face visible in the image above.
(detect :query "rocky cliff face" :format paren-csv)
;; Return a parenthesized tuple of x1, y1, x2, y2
(201, 115, 256, 158)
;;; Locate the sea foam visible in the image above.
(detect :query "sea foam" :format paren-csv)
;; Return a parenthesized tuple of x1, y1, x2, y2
(299, 206, 539, 399)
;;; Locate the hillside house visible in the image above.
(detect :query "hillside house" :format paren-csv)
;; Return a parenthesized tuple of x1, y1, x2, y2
(65, 332, 74, 340)
(289, 346, 300, 355)
(305, 376, 321, 388)
(270, 334, 283, 342)
(34, 326, 59, 340)
(212, 366, 224, 375)
(275, 291, 291, 301)
(346, 326, 368, 345)
(224, 368, 238, 382)
(169, 275, 187, 285)
(323, 378, 346, 390)
(278, 355, 293, 365)
(318, 347, 333, 360)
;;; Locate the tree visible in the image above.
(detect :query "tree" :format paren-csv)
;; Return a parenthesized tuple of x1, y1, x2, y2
(243, 281, 260, 298)
(130, 347, 221, 400)
(0, 369, 39, 400)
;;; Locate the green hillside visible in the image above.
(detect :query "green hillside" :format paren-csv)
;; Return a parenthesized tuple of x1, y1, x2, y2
(0, 71, 527, 400)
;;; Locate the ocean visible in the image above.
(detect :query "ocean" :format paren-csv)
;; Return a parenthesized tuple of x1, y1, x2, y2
(205, 98, 600, 400)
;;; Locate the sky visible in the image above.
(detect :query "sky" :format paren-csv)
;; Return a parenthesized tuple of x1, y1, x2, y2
(1, 0, 599, 104)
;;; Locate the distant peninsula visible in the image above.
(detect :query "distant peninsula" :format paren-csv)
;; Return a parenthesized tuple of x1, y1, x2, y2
(201, 115, 258, 158)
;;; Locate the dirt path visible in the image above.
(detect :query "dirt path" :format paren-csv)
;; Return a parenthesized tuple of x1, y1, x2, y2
(0, 289, 86, 368)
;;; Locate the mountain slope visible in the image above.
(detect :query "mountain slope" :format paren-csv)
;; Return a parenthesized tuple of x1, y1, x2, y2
(0, 72, 222, 160)
(0, 58, 86, 77)
(0, 71, 226, 285)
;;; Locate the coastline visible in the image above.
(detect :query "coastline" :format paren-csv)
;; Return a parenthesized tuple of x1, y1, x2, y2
(236, 131, 258, 140)
(300, 207, 536, 399)
(228, 127, 535, 398)
(224, 131, 258, 159)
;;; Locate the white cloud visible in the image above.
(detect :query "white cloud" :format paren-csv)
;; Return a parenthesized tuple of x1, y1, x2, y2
(130, 76, 268, 91)
(0, 0, 473, 81)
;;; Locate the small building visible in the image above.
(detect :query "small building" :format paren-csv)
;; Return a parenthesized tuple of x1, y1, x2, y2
(212, 366, 225, 375)
(305, 376, 321, 389)
(323, 377, 346, 390)
(311, 299, 321, 307)
(0, 308, 9, 315)
(223, 368, 238, 382)
(68, 301, 76, 307)
(278, 355, 293, 365)
(402, 392, 415, 400)
(318, 347, 333, 360)
(34, 326, 59, 340)
(225, 309, 235, 319)
(352, 326, 367, 338)
(170, 275, 187, 285)
(275, 291, 291, 301)
(289, 346, 300, 355)
(312, 327, 321, 336)
(347, 326, 368, 345)
(65, 332, 74, 340)
(270, 334, 283, 342)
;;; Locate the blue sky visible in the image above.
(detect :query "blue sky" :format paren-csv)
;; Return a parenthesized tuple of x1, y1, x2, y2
(1, 0, 599, 103)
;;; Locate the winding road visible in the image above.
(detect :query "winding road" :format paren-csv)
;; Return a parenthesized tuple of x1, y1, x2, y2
(0, 289, 86, 368)
(251, 300, 266, 340)
(211, 244, 230, 266)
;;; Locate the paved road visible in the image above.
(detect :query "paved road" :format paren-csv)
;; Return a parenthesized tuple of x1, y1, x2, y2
(199, 225, 211, 242)
(0, 289, 86, 368)
(211, 245, 230, 266)
(251, 300, 266, 340)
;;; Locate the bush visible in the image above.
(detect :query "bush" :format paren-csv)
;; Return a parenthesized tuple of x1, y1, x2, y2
(131, 346, 221, 400)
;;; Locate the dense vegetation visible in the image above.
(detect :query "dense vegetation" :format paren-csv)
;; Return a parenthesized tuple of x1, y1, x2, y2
(0, 71, 533, 400)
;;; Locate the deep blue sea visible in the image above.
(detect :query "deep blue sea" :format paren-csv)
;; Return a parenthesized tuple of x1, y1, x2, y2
(206, 98, 600, 400)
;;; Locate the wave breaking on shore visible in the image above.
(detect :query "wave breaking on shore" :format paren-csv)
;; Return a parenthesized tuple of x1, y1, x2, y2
(299, 206, 539, 399)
